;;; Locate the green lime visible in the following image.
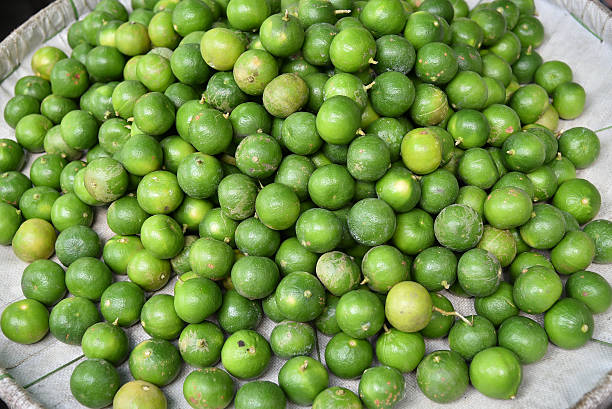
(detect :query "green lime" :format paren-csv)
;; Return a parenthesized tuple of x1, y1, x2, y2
(456, 185, 487, 218)
(221, 329, 271, 379)
(557, 127, 600, 169)
(14, 75, 51, 101)
(474, 281, 518, 326)
(347, 198, 396, 246)
(392, 208, 435, 255)
(550, 230, 595, 275)
(29, 153, 66, 190)
(172, 0, 213, 36)
(420, 168, 460, 213)
(296, 207, 343, 253)
(275, 237, 319, 275)
(275, 271, 326, 322)
(174, 276, 222, 324)
(262, 73, 308, 118)
(50, 58, 90, 99)
(484, 186, 533, 229)
(469, 347, 522, 399)
(583, 219, 612, 264)
(130, 338, 182, 386)
(20, 259, 65, 306)
(416, 350, 468, 403)
(457, 248, 502, 297)
(376, 328, 425, 373)
(545, 298, 594, 349)
(1, 299, 49, 344)
(178, 321, 224, 368)
(49, 296, 100, 345)
(448, 68, 487, 110)
(316, 251, 361, 296)
(106, 196, 149, 236)
(358, 365, 405, 409)
(236, 381, 287, 409)
(375, 165, 420, 213)
(188, 237, 233, 280)
(199, 207, 239, 245)
(413, 246, 457, 291)
(100, 281, 145, 327)
(362, 245, 410, 293)
(54, 224, 100, 265)
(404, 11, 444, 49)
(270, 321, 316, 359)
(513, 265, 562, 314)
(553, 82, 586, 120)
(15, 113, 53, 153)
(325, 332, 373, 379)
(552, 178, 601, 225)
(316, 95, 361, 144)
(497, 316, 548, 364)
(64, 257, 111, 301)
(566, 270, 612, 314)
(313, 387, 362, 409)
(218, 289, 263, 333)
(81, 321, 129, 365)
(127, 249, 171, 291)
(434, 204, 483, 252)
(19, 186, 60, 222)
(170, 235, 198, 275)
(329, 27, 376, 72)
(279, 356, 329, 406)
(476, 225, 516, 268)
(0, 171, 32, 206)
(255, 182, 301, 230)
(3, 95, 40, 129)
(183, 368, 235, 409)
(410, 83, 450, 126)
(231, 255, 280, 299)
(70, 359, 120, 409)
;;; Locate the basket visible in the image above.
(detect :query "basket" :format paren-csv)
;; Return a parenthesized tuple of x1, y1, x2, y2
(0, 1, 611, 408)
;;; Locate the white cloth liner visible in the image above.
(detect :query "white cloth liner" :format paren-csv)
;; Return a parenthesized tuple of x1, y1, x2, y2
(0, 0, 611, 408)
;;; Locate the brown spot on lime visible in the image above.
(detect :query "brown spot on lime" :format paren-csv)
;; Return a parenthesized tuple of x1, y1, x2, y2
(238, 340, 245, 347)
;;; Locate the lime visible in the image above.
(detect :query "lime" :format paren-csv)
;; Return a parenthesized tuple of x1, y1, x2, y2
(270, 321, 316, 359)
(130, 338, 182, 386)
(498, 316, 548, 364)
(279, 356, 329, 406)
(416, 350, 468, 403)
(113, 381, 167, 409)
(376, 328, 425, 373)
(358, 366, 405, 409)
(178, 321, 224, 368)
(469, 347, 522, 399)
(100, 281, 145, 327)
(1, 299, 49, 344)
(70, 359, 120, 409)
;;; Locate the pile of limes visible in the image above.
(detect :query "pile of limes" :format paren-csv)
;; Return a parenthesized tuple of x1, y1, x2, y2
(1, 0, 611, 407)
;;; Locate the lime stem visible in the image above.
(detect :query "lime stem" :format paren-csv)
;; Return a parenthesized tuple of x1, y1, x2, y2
(363, 81, 376, 90)
(433, 306, 472, 326)
(220, 154, 236, 166)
